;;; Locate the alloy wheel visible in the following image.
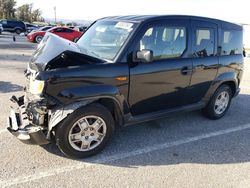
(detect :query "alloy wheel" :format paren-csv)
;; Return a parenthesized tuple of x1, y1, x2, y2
(68, 115, 107, 151)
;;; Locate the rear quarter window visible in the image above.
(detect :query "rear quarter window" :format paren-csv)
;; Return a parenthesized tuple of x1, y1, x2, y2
(221, 30, 243, 55)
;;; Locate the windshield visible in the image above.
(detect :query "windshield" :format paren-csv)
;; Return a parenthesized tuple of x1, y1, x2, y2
(77, 20, 137, 61)
(40, 26, 52, 31)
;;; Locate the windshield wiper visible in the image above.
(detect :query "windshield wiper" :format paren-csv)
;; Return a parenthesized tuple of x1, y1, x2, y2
(89, 50, 101, 58)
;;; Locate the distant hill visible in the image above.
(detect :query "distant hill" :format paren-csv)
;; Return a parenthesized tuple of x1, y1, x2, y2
(44, 18, 93, 26)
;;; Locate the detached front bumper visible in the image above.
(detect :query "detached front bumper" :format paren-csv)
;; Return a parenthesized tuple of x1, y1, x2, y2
(7, 97, 49, 145)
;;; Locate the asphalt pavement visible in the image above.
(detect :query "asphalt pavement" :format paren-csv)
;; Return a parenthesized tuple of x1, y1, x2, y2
(0, 32, 250, 188)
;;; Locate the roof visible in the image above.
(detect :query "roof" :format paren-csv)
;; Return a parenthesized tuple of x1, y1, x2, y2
(99, 15, 242, 30)
(100, 15, 157, 22)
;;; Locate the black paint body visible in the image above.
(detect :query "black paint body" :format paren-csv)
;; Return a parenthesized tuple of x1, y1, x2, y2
(30, 15, 244, 126)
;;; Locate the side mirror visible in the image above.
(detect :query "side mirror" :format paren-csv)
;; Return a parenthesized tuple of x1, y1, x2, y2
(133, 49, 153, 63)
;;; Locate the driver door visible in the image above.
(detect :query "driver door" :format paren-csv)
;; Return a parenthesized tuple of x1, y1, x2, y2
(129, 19, 193, 115)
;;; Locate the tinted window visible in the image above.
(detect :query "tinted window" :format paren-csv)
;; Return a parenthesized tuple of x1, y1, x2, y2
(221, 30, 243, 55)
(54, 28, 65, 32)
(139, 26, 186, 60)
(194, 28, 214, 57)
(41, 26, 52, 31)
(9, 21, 17, 25)
(65, 28, 73, 33)
(8, 20, 24, 27)
(26, 24, 35, 27)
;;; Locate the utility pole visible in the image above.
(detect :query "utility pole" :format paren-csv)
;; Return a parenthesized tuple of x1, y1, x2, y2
(54, 6, 57, 25)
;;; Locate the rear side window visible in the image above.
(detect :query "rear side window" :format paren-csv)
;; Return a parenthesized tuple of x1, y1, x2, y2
(194, 28, 215, 57)
(221, 30, 243, 55)
(9, 21, 17, 26)
(139, 26, 186, 60)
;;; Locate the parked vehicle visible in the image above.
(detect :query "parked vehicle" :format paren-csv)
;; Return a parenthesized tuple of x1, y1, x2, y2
(7, 15, 244, 158)
(0, 19, 26, 34)
(74, 25, 88, 33)
(33, 26, 53, 32)
(26, 26, 82, 43)
(0, 24, 3, 34)
(25, 23, 39, 33)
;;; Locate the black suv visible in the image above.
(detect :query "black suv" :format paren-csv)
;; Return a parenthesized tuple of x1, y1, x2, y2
(0, 19, 26, 34)
(7, 15, 244, 158)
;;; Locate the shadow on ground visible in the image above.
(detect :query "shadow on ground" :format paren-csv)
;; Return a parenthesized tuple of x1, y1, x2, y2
(41, 93, 250, 167)
(0, 81, 23, 93)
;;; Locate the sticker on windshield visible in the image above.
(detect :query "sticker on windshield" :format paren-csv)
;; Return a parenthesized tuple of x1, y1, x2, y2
(115, 22, 134, 30)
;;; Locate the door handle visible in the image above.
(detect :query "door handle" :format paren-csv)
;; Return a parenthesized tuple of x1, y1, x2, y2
(181, 66, 192, 75)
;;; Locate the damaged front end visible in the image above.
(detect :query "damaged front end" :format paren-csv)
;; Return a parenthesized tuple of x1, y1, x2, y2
(7, 65, 50, 145)
(7, 95, 49, 145)
(6, 34, 78, 145)
(7, 33, 102, 145)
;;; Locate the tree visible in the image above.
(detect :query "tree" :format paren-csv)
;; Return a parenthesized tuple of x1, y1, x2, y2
(0, 0, 16, 19)
(0, 1, 44, 22)
(32, 9, 43, 22)
(16, 4, 31, 22)
(16, 4, 44, 22)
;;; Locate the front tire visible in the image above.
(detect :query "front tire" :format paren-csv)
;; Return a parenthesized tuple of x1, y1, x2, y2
(73, 37, 79, 42)
(15, 28, 22, 34)
(35, 35, 43, 43)
(202, 85, 232, 119)
(55, 104, 115, 158)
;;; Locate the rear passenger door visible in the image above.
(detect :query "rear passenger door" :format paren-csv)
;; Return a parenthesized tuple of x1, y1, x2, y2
(187, 20, 218, 103)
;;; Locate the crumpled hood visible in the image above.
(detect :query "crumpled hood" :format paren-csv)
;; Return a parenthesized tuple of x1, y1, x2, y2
(29, 33, 81, 71)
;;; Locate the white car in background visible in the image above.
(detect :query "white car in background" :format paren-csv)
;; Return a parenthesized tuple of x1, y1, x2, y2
(0, 23, 3, 34)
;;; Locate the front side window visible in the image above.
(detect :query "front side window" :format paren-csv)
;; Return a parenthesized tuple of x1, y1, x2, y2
(65, 28, 73, 33)
(138, 26, 186, 60)
(77, 20, 137, 61)
(54, 28, 65, 32)
(194, 28, 215, 57)
(221, 30, 243, 55)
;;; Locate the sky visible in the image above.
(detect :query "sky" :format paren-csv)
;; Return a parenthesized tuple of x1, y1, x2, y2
(16, 0, 250, 46)
(16, 0, 250, 24)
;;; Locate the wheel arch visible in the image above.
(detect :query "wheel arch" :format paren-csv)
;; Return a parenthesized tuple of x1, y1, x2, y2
(47, 95, 128, 139)
(204, 72, 239, 103)
(34, 35, 43, 43)
(14, 27, 23, 31)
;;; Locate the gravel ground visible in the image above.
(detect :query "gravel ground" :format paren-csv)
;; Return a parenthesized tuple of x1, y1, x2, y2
(0, 32, 250, 188)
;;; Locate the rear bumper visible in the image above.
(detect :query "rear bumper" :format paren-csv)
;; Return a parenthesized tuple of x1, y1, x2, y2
(7, 97, 49, 145)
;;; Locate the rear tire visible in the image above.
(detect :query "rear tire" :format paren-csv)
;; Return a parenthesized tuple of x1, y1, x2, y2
(202, 85, 232, 119)
(55, 104, 115, 158)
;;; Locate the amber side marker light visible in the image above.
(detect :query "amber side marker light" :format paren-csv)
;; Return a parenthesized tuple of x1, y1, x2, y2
(115, 76, 127, 81)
